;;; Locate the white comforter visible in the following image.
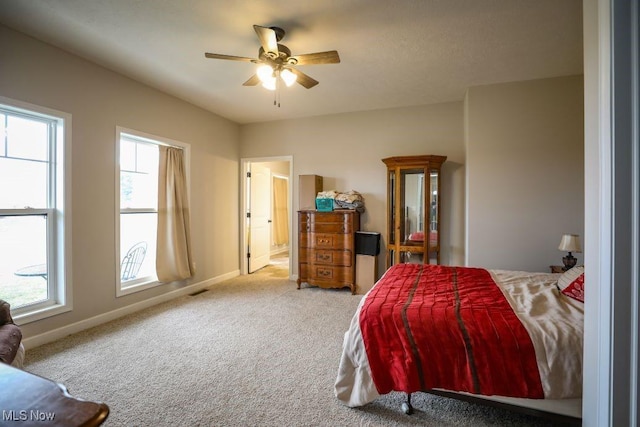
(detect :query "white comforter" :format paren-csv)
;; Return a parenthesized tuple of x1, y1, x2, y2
(334, 269, 584, 407)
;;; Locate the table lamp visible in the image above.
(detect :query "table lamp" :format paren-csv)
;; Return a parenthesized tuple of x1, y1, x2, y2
(558, 234, 581, 271)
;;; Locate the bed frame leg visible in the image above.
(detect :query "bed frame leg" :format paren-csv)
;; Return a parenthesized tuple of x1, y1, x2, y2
(401, 393, 413, 415)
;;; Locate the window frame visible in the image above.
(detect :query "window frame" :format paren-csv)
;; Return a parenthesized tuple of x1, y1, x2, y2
(115, 126, 190, 297)
(0, 96, 72, 324)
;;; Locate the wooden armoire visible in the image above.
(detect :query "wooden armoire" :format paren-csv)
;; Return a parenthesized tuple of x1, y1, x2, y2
(382, 155, 447, 268)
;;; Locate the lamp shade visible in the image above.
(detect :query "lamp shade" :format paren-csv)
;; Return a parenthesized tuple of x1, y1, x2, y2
(558, 234, 582, 253)
(280, 69, 297, 87)
(256, 64, 274, 82)
(261, 78, 276, 91)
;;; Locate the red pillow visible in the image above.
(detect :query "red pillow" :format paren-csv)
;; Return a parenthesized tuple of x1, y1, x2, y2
(408, 231, 424, 242)
(561, 272, 584, 303)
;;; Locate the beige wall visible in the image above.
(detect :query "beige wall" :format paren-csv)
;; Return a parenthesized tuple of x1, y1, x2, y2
(465, 75, 585, 271)
(240, 76, 584, 277)
(0, 26, 241, 339)
(240, 103, 467, 277)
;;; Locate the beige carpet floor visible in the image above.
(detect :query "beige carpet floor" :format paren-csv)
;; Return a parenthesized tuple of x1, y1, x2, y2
(23, 261, 561, 426)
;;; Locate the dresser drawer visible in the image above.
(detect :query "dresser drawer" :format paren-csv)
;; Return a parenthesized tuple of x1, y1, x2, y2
(299, 233, 353, 250)
(299, 264, 354, 284)
(300, 221, 351, 234)
(300, 248, 352, 266)
(300, 211, 354, 232)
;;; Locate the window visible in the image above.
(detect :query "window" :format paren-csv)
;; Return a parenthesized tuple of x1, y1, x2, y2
(118, 132, 159, 293)
(117, 128, 189, 295)
(0, 97, 71, 323)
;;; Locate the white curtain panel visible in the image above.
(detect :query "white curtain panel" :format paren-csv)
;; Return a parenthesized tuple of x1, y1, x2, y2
(156, 146, 194, 282)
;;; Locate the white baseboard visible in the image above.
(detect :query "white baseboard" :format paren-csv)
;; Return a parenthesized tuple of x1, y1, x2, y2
(22, 270, 240, 350)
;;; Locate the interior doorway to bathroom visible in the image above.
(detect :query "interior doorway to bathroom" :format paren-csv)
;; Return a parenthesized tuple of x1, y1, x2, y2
(240, 156, 292, 277)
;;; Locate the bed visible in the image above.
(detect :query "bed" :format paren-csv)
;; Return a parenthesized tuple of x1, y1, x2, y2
(334, 263, 584, 422)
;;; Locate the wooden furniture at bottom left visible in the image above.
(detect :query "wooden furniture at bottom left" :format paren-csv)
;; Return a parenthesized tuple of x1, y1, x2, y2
(0, 363, 109, 426)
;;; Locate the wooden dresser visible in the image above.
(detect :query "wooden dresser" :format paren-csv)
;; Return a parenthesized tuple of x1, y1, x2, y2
(297, 209, 360, 294)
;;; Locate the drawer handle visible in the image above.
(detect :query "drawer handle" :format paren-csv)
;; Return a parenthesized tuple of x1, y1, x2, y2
(318, 269, 332, 277)
(319, 238, 330, 243)
(319, 254, 331, 261)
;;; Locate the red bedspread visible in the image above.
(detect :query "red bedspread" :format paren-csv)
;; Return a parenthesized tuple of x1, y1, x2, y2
(359, 264, 544, 398)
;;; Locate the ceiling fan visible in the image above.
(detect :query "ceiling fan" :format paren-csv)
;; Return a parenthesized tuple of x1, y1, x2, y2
(204, 25, 340, 92)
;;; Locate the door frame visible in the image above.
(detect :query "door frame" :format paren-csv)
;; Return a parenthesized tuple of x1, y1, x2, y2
(240, 156, 293, 277)
(584, 0, 639, 424)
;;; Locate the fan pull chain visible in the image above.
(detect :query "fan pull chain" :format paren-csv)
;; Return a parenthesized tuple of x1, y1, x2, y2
(273, 81, 277, 106)
(275, 73, 281, 107)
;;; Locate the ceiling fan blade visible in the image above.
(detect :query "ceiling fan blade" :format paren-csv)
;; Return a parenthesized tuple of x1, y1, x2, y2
(289, 68, 319, 89)
(243, 74, 261, 86)
(253, 25, 279, 56)
(205, 52, 256, 62)
(290, 50, 340, 65)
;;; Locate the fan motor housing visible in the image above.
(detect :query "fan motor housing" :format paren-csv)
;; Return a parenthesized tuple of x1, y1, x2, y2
(258, 44, 297, 65)
(270, 26, 286, 42)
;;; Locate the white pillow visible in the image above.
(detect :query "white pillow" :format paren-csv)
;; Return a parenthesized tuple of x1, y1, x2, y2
(557, 265, 584, 291)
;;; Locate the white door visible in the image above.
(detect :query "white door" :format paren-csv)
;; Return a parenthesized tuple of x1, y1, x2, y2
(248, 163, 271, 273)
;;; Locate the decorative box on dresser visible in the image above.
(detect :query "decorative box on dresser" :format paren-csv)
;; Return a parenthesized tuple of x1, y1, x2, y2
(297, 209, 360, 294)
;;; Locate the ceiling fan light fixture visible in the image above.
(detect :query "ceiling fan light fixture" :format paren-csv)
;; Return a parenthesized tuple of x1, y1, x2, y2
(281, 69, 297, 87)
(204, 24, 338, 99)
(261, 78, 277, 91)
(256, 64, 274, 83)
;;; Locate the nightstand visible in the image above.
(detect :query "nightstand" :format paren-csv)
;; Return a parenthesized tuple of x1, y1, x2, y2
(550, 265, 565, 274)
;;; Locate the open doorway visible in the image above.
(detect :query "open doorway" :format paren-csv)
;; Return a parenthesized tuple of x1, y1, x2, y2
(240, 156, 293, 277)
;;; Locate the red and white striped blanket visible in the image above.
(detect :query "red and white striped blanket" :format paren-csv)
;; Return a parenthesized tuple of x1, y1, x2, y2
(335, 264, 583, 407)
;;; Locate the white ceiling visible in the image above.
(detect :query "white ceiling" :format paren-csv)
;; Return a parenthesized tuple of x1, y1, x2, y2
(0, 0, 583, 125)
